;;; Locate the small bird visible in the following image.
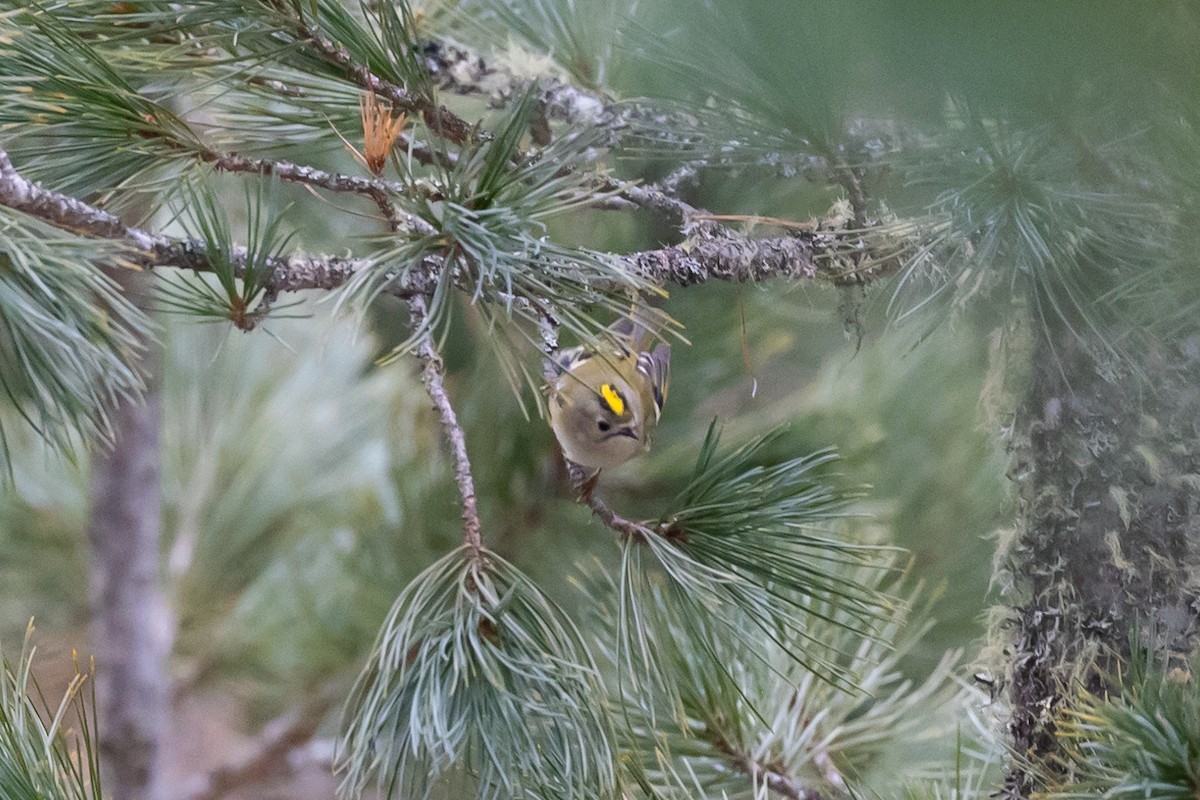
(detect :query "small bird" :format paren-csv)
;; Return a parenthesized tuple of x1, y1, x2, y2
(548, 313, 670, 470)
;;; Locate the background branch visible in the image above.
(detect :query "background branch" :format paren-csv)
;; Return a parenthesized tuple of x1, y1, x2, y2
(181, 687, 337, 800)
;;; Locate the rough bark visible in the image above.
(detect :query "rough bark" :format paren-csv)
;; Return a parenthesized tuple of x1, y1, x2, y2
(87, 271, 172, 800)
(1002, 331, 1200, 797)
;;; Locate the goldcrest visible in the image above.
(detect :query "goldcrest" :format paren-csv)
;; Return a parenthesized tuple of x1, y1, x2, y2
(548, 315, 670, 470)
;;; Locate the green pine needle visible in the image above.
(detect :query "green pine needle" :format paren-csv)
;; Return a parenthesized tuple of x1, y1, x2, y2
(293, 0, 433, 100)
(0, 622, 104, 800)
(665, 422, 895, 642)
(1050, 653, 1200, 799)
(605, 422, 898, 720)
(0, 207, 148, 471)
(456, 0, 632, 90)
(0, 5, 204, 198)
(588, 553, 968, 798)
(892, 108, 1167, 357)
(345, 87, 653, 407)
(339, 546, 618, 800)
(156, 177, 297, 329)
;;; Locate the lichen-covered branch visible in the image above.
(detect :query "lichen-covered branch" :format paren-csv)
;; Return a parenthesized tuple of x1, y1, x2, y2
(624, 227, 888, 287)
(202, 150, 440, 234)
(0, 146, 398, 296)
(1, 144, 892, 317)
(0, 148, 150, 247)
(408, 295, 483, 552)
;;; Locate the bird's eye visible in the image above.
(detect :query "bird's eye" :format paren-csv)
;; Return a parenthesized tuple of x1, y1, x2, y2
(597, 420, 612, 432)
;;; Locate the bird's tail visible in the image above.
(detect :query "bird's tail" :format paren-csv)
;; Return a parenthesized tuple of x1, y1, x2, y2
(609, 299, 673, 351)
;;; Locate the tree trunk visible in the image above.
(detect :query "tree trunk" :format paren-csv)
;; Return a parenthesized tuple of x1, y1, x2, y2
(87, 274, 172, 800)
(1002, 330, 1200, 797)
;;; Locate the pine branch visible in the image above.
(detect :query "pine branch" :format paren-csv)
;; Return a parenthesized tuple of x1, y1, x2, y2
(626, 229, 875, 287)
(408, 295, 483, 552)
(3, 140, 889, 293)
(710, 733, 827, 800)
(1, 140, 896, 340)
(0, 145, 409, 296)
(567, 461, 664, 542)
(290, 16, 477, 146)
(201, 150, 440, 234)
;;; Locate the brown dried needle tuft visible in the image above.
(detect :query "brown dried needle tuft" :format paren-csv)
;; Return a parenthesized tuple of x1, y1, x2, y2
(356, 90, 406, 175)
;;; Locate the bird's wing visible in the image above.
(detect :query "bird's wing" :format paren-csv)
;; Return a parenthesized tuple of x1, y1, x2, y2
(551, 345, 591, 376)
(637, 344, 671, 420)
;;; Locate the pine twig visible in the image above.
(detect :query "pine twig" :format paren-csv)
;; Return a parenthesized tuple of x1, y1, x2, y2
(0, 147, 145, 245)
(564, 461, 687, 544)
(201, 150, 440, 235)
(408, 295, 483, 552)
(565, 461, 654, 541)
(0, 146, 421, 296)
(710, 733, 827, 800)
(1, 146, 893, 305)
(594, 175, 710, 226)
(292, 19, 476, 146)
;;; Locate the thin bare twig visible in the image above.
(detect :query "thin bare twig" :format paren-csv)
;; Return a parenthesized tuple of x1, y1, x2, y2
(563, 462, 689, 547)
(590, 165, 717, 227)
(565, 462, 655, 541)
(408, 295, 483, 552)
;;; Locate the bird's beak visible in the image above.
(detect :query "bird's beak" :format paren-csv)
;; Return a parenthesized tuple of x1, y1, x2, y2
(617, 426, 638, 440)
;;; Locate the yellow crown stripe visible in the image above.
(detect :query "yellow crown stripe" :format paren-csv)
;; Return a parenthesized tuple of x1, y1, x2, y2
(600, 384, 625, 416)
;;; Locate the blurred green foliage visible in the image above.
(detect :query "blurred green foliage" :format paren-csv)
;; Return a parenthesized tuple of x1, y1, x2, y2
(3, 0, 1199, 795)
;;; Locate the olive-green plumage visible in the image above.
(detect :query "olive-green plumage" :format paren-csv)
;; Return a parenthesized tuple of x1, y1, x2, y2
(548, 316, 670, 470)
